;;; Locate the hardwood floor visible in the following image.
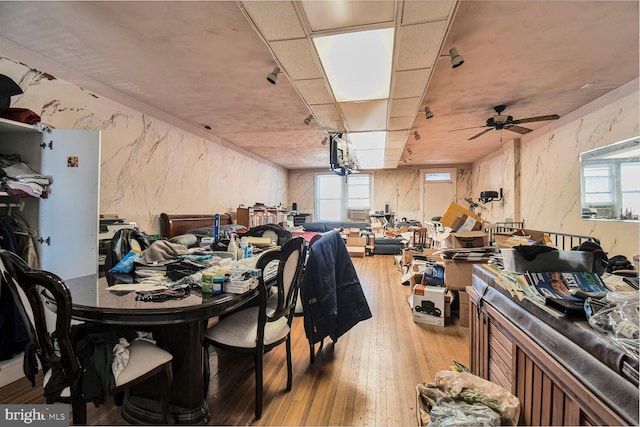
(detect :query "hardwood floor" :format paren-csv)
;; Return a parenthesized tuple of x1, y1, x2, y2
(0, 255, 469, 425)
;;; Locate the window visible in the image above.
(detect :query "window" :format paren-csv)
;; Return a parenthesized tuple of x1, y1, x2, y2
(316, 174, 343, 221)
(620, 162, 640, 216)
(425, 172, 452, 182)
(583, 164, 613, 204)
(316, 173, 371, 221)
(347, 174, 371, 209)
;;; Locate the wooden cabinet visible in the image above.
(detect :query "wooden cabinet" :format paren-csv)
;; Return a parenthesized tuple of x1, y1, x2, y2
(237, 206, 288, 228)
(468, 266, 637, 426)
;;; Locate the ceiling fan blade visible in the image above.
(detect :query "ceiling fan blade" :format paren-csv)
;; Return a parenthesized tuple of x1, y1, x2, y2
(505, 125, 532, 134)
(512, 114, 560, 124)
(468, 128, 493, 140)
(449, 125, 487, 132)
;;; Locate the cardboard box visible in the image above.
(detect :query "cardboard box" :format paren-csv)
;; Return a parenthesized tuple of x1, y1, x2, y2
(440, 202, 484, 232)
(442, 231, 489, 249)
(413, 284, 445, 326)
(443, 258, 486, 290)
(459, 303, 470, 327)
(493, 228, 549, 248)
(348, 228, 361, 237)
(445, 289, 454, 318)
(403, 247, 443, 265)
(346, 236, 366, 257)
(458, 290, 469, 327)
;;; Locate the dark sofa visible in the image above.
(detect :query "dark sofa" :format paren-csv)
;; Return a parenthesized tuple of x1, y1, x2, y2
(301, 221, 369, 233)
(301, 221, 405, 255)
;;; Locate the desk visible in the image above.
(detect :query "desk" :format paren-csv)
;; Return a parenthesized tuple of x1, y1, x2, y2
(67, 274, 261, 425)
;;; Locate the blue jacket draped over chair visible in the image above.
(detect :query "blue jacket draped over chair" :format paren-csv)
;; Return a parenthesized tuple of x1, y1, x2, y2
(301, 230, 372, 344)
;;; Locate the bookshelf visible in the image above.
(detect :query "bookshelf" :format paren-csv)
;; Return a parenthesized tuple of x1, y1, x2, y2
(237, 206, 288, 228)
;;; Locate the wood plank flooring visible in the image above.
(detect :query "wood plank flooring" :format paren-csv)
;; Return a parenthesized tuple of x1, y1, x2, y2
(0, 255, 469, 425)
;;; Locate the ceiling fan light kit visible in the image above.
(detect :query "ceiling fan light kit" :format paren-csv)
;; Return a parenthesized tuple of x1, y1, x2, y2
(451, 104, 560, 141)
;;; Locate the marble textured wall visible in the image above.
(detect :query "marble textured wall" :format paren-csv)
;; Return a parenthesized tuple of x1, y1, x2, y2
(1, 57, 288, 234)
(471, 79, 639, 258)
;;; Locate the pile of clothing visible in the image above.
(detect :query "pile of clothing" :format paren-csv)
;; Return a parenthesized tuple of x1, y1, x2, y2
(0, 154, 50, 198)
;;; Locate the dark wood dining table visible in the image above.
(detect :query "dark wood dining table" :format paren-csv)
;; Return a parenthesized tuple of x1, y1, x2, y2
(66, 272, 261, 425)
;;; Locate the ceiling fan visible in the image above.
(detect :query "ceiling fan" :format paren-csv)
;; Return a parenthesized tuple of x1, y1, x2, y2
(452, 105, 560, 140)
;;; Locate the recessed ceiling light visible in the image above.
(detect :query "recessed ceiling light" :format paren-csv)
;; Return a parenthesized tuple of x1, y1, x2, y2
(203, 124, 213, 130)
(580, 82, 594, 89)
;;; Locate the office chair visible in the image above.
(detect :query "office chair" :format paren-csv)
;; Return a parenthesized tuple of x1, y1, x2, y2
(202, 236, 306, 419)
(0, 249, 174, 425)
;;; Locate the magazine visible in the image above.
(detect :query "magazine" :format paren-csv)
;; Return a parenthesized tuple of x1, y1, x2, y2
(525, 271, 609, 301)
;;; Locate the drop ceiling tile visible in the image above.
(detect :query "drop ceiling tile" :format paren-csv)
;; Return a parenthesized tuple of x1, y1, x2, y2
(387, 139, 406, 149)
(396, 21, 447, 71)
(301, 1, 396, 33)
(390, 97, 421, 117)
(340, 99, 388, 131)
(401, 0, 455, 25)
(356, 149, 386, 168)
(389, 116, 413, 131)
(311, 103, 341, 121)
(388, 129, 410, 142)
(392, 68, 430, 99)
(296, 78, 335, 105)
(270, 39, 324, 80)
(240, 1, 305, 41)
(385, 148, 403, 157)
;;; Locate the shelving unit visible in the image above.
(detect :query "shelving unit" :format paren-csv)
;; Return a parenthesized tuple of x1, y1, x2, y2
(237, 206, 288, 228)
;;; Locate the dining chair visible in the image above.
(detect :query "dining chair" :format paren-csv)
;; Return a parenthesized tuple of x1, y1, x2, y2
(0, 249, 174, 425)
(202, 236, 306, 419)
(412, 227, 431, 248)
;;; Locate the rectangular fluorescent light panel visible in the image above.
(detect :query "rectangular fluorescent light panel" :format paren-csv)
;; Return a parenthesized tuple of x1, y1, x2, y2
(356, 149, 386, 169)
(313, 28, 394, 102)
(349, 132, 386, 169)
(348, 131, 386, 150)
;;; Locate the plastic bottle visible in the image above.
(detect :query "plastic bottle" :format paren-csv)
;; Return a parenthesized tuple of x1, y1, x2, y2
(227, 234, 238, 261)
(240, 236, 249, 259)
(214, 213, 220, 243)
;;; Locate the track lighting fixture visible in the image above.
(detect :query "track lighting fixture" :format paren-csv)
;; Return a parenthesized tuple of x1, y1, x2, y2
(407, 148, 413, 155)
(425, 106, 434, 119)
(448, 47, 464, 68)
(266, 66, 280, 84)
(440, 47, 464, 69)
(414, 131, 421, 140)
(304, 114, 313, 125)
(321, 136, 328, 145)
